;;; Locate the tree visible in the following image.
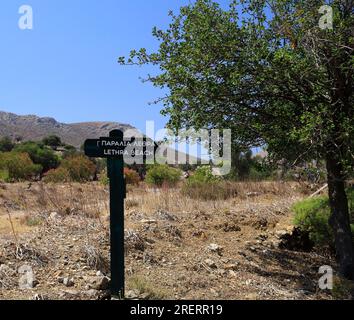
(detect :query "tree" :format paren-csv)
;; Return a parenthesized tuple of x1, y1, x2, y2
(120, 0, 354, 278)
(0, 152, 42, 181)
(14, 141, 60, 173)
(0, 137, 14, 152)
(61, 155, 96, 182)
(42, 135, 62, 148)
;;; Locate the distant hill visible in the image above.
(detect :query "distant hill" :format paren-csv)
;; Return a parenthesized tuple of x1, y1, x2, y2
(0, 111, 135, 148)
(0, 111, 200, 164)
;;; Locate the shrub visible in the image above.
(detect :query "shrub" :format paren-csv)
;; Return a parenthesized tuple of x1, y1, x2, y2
(124, 168, 140, 185)
(44, 155, 96, 183)
(43, 167, 71, 183)
(14, 142, 59, 173)
(61, 155, 96, 182)
(0, 137, 14, 152)
(0, 152, 42, 182)
(188, 166, 220, 183)
(42, 135, 62, 148)
(145, 164, 181, 187)
(293, 188, 354, 246)
(182, 166, 239, 200)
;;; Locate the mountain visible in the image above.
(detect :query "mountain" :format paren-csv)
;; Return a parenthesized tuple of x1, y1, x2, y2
(0, 111, 135, 148)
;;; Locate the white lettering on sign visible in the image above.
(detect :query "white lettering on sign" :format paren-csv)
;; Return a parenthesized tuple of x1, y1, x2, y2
(100, 140, 154, 148)
(103, 149, 129, 156)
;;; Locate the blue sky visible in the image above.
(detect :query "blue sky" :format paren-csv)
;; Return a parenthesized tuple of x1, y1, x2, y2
(0, 0, 232, 134)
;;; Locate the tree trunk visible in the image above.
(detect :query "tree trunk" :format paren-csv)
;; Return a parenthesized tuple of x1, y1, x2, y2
(326, 152, 354, 280)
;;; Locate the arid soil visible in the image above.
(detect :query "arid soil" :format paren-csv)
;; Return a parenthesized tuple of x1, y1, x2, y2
(0, 181, 336, 300)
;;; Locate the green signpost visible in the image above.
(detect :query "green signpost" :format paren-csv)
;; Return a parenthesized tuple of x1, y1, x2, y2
(84, 129, 127, 299)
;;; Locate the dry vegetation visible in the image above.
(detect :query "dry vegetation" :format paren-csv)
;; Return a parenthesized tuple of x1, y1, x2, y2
(0, 181, 338, 300)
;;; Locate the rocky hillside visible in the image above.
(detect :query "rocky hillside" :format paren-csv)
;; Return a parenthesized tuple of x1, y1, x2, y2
(0, 111, 135, 148)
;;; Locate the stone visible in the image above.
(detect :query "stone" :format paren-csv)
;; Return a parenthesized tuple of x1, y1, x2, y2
(207, 243, 223, 255)
(86, 276, 110, 290)
(63, 277, 74, 287)
(204, 259, 217, 269)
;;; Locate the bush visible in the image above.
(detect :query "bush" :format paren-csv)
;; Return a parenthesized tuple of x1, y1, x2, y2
(293, 188, 354, 246)
(14, 142, 59, 173)
(0, 152, 42, 182)
(124, 168, 140, 185)
(0, 137, 14, 152)
(42, 135, 62, 148)
(43, 167, 71, 183)
(61, 155, 96, 182)
(188, 166, 220, 183)
(145, 164, 181, 187)
(43, 155, 96, 183)
(182, 166, 239, 200)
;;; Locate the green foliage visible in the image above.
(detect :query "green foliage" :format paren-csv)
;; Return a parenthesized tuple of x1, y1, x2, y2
(188, 166, 220, 183)
(120, 0, 353, 177)
(42, 135, 62, 148)
(182, 166, 239, 200)
(293, 189, 354, 246)
(14, 141, 59, 173)
(0, 169, 9, 182)
(61, 155, 96, 182)
(0, 152, 42, 182)
(61, 144, 79, 159)
(0, 137, 14, 152)
(145, 164, 181, 187)
(44, 155, 96, 183)
(120, 0, 354, 277)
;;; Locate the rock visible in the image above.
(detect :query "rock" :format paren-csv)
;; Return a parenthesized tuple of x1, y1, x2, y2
(63, 277, 74, 287)
(96, 271, 104, 277)
(86, 276, 110, 290)
(49, 212, 59, 220)
(207, 243, 223, 255)
(204, 259, 217, 269)
(33, 294, 46, 300)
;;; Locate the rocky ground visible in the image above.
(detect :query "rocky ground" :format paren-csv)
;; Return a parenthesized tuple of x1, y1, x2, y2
(0, 181, 338, 300)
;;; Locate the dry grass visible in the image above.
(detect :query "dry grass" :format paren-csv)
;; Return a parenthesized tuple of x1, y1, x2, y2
(126, 275, 169, 300)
